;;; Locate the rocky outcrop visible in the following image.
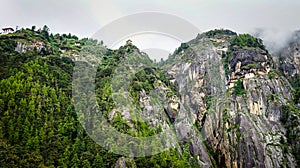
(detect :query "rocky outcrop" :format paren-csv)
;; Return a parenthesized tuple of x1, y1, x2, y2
(115, 157, 136, 168)
(229, 48, 271, 79)
(105, 30, 299, 167)
(163, 30, 299, 167)
(15, 41, 46, 53)
(203, 74, 296, 167)
(274, 31, 300, 79)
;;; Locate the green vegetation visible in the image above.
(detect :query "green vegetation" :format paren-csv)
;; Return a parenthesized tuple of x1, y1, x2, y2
(1, 25, 299, 167)
(0, 56, 117, 167)
(222, 109, 229, 122)
(242, 62, 260, 70)
(224, 62, 231, 78)
(174, 42, 189, 55)
(233, 79, 246, 96)
(204, 95, 213, 110)
(280, 104, 300, 165)
(222, 33, 268, 79)
(268, 70, 277, 79)
(230, 34, 266, 50)
(290, 76, 300, 105)
(294, 89, 300, 105)
(221, 51, 232, 78)
(267, 94, 279, 102)
(204, 29, 237, 38)
(211, 41, 223, 46)
(0, 26, 197, 167)
(279, 69, 300, 165)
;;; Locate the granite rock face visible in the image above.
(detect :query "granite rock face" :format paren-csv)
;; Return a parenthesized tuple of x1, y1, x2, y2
(15, 41, 46, 53)
(109, 30, 300, 167)
(274, 31, 300, 79)
(229, 48, 271, 79)
(162, 30, 300, 167)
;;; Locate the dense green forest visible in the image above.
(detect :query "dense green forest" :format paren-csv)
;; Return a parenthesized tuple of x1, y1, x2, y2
(0, 26, 194, 167)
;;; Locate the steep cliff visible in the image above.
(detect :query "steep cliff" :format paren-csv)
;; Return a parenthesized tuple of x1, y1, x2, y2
(160, 30, 300, 167)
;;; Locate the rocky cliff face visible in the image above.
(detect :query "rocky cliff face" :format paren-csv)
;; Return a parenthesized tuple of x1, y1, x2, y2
(15, 41, 46, 53)
(274, 31, 300, 79)
(158, 30, 300, 167)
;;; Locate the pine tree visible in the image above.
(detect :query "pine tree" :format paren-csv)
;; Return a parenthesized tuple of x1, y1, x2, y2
(23, 117, 31, 140)
(93, 153, 104, 168)
(71, 153, 80, 168)
(82, 159, 92, 168)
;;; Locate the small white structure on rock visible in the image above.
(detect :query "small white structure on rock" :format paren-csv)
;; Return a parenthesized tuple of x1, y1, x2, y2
(245, 73, 255, 79)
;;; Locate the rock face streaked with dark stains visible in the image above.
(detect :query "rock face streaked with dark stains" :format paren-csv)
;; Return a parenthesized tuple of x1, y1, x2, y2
(159, 30, 300, 167)
(110, 30, 300, 167)
(274, 31, 300, 79)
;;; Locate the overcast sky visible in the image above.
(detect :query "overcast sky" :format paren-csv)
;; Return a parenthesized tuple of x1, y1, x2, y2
(1, 0, 299, 58)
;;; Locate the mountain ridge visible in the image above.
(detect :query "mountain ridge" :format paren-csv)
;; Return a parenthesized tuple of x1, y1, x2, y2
(0, 26, 299, 167)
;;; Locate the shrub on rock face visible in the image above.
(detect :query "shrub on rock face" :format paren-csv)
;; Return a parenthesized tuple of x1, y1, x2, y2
(175, 43, 189, 55)
(230, 34, 265, 50)
(268, 70, 277, 79)
(233, 79, 246, 96)
(205, 29, 237, 38)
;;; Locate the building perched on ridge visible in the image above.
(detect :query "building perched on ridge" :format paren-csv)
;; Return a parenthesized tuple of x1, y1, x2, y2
(1, 28, 14, 34)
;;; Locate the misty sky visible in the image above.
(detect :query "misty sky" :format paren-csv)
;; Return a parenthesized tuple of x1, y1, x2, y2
(1, 0, 300, 59)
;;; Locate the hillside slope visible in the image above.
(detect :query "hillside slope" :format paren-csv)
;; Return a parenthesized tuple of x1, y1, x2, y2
(0, 27, 299, 167)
